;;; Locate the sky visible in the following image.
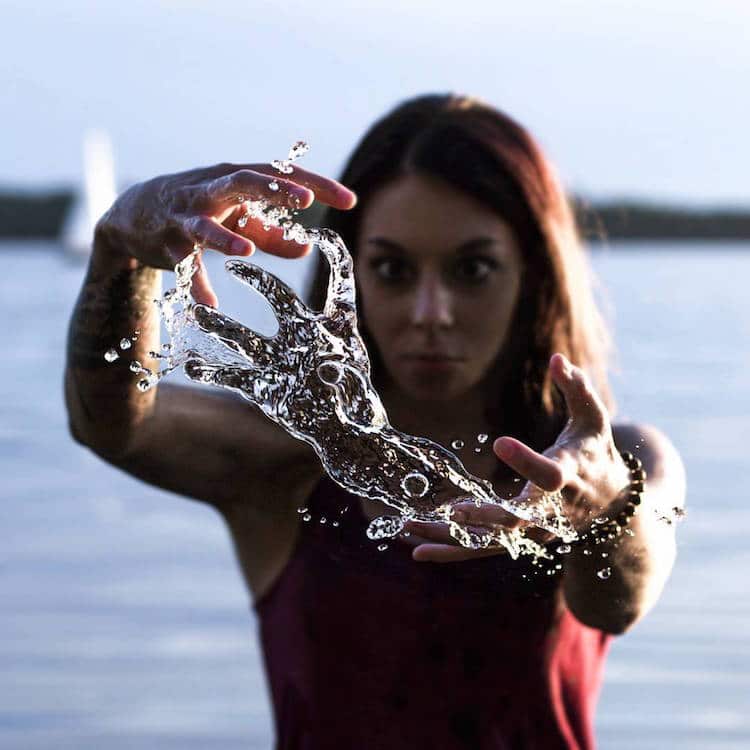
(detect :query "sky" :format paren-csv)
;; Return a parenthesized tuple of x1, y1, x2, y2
(2, 0, 748, 205)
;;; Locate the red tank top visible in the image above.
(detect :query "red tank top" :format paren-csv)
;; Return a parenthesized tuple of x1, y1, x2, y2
(255, 477, 613, 749)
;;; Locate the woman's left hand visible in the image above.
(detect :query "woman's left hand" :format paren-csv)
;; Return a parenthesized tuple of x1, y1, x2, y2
(407, 352, 630, 563)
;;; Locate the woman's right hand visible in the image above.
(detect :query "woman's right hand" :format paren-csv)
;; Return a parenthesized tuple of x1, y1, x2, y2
(93, 162, 357, 306)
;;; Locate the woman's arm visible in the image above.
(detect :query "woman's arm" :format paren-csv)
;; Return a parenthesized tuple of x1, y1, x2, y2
(562, 422, 686, 634)
(65, 163, 355, 510)
(404, 354, 686, 636)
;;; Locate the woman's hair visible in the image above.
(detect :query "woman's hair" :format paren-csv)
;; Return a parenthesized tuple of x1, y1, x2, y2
(308, 93, 615, 451)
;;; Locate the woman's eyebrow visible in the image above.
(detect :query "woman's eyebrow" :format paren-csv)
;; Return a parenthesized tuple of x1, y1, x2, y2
(366, 236, 500, 253)
(366, 237, 406, 253)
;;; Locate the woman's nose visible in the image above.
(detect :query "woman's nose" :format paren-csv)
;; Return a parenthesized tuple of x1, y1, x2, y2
(411, 277, 454, 328)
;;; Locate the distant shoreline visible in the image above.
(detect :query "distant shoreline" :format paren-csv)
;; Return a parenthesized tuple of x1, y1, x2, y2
(1, 188, 749, 242)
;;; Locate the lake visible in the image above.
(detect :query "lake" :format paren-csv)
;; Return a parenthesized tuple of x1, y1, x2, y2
(1, 240, 748, 749)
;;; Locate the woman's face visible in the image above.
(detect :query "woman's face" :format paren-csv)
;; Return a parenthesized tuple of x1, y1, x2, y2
(356, 173, 524, 402)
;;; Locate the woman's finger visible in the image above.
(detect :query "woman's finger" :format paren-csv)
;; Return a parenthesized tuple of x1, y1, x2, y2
(450, 500, 525, 529)
(182, 215, 255, 256)
(549, 353, 607, 431)
(249, 164, 357, 209)
(412, 544, 507, 563)
(403, 520, 455, 545)
(493, 436, 573, 492)
(236, 221, 313, 259)
(207, 170, 314, 210)
(189, 253, 219, 308)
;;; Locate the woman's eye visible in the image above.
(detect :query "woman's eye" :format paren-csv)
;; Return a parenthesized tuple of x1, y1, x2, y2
(370, 258, 411, 283)
(454, 257, 498, 283)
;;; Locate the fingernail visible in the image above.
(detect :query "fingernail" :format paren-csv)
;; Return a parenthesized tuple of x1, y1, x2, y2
(496, 440, 515, 459)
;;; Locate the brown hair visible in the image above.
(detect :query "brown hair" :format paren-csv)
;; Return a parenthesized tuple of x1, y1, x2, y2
(308, 94, 615, 451)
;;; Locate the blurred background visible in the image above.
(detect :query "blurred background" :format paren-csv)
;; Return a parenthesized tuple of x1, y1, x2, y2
(2, 1, 748, 748)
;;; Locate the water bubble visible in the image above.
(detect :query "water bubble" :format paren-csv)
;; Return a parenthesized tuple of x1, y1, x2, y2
(104, 348, 119, 362)
(236, 194, 245, 203)
(332, 521, 339, 527)
(340, 506, 349, 515)
(593, 516, 609, 525)
(119, 338, 132, 350)
(474, 447, 482, 453)
(297, 506, 309, 514)
(601, 552, 608, 558)
(132, 329, 141, 340)
(597, 567, 612, 580)
(451, 439, 464, 450)
(238, 214, 249, 229)
(129, 361, 143, 373)
(268, 180, 280, 192)
(366, 515, 404, 540)
(401, 472, 429, 498)
(624, 528, 635, 537)
(556, 544, 572, 554)
(317, 361, 343, 386)
(320, 516, 327, 524)
(377, 543, 389, 552)
(583, 548, 593, 556)
(477, 433, 488, 444)
(137, 375, 157, 392)
(302, 513, 311, 522)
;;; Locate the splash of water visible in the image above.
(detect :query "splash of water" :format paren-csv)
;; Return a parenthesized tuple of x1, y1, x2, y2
(119, 145, 587, 560)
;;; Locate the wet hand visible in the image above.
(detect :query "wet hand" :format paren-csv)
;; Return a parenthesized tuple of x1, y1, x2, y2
(409, 353, 630, 563)
(95, 162, 357, 306)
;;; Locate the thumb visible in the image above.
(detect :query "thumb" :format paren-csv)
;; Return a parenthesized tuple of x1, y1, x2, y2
(549, 353, 606, 431)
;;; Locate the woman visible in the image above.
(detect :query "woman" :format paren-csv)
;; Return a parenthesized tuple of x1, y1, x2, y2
(65, 94, 685, 749)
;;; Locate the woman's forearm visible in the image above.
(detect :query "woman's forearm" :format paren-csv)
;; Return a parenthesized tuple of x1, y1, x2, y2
(64, 228, 161, 457)
(562, 492, 677, 634)
(562, 428, 685, 634)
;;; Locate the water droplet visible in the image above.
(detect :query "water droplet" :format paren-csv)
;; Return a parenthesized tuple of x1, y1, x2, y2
(332, 521, 339, 527)
(238, 214, 249, 228)
(583, 548, 592, 556)
(366, 515, 404, 540)
(129, 360, 143, 373)
(340, 505, 349, 515)
(593, 516, 609, 525)
(477, 433, 488, 444)
(161, 343, 171, 352)
(473, 447, 482, 453)
(451, 439, 464, 450)
(104, 348, 119, 362)
(302, 513, 311, 522)
(320, 516, 327, 524)
(268, 180, 280, 192)
(401, 472, 429, 498)
(624, 528, 635, 537)
(288, 141, 310, 161)
(556, 544, 572, 554)
(317, 361, 343, 385)
(597, 567, 612, 580)
(377, 543, 388, 552)
(119, 338, 132, 350)
(601, 552, 608, 558)
(236, 194, 245, 203)
(297, 507, 309, 514)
